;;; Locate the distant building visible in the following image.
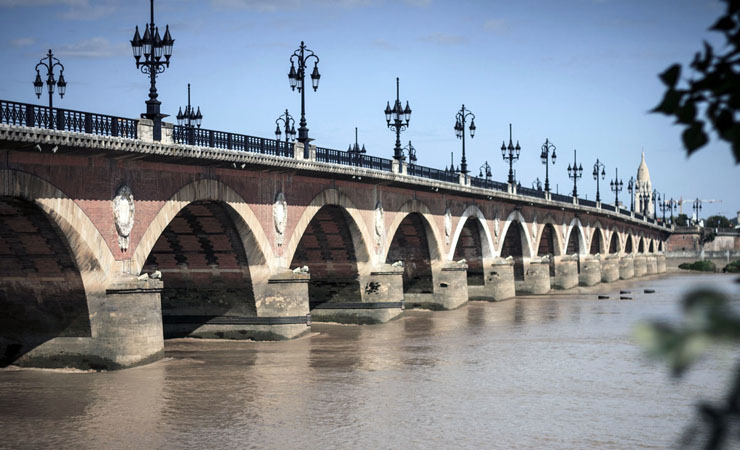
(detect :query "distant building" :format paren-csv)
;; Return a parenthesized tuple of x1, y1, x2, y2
(730, 211, 740, 229)
(634, 152, 653, 216)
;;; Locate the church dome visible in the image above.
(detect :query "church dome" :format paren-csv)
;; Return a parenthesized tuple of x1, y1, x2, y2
(637, 151, 650, 184)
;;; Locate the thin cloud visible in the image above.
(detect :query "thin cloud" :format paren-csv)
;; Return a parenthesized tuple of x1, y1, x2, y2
(483, 18, 509, 33)
(56, 37, 129, 59)
(420, 32, 467, 46)
(10, 37, 35, 47)
(371, 38, 399, 51)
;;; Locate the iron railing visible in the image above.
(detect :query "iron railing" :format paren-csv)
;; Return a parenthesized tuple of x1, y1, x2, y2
(635, 213, 645, 220)
(173, 126, 294, 158)
(407, 164, 459, 183)
(601, 203, 617, 212)
(620, 208, 631, 216)
(580, 198, 597, 208)
(0, 99, 137, 138)
(518, 186, 547, 200)
(551, 193, 573, 203)
(470, 177, 508, 191)
(314, 147, 393, 172)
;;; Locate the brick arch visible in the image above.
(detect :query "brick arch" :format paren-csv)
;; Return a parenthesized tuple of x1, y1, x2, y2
(0, 169, 112, 289)
(498, 210, 533, 258)
(638, 235, 646, 253)
(607, 228, 620, 254)
(534, 214, 563, 256)
(131, 179, 271, 276)
(564, 217, 587, 256)
(284, 188, 372, 274)
(447, 204, 494, 260)
(382, 199, 443, 263)
(589, 222, 606, 255)
(625, 234, 635, 254)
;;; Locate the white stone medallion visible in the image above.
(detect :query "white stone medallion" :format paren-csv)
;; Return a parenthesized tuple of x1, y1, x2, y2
(444, 207, 452, 246)
(113, 185, 135, 252)
(374, 201, 384, 253)
(273, 192, 287, 247)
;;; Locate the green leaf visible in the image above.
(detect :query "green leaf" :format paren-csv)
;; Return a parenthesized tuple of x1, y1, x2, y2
(682, 121, 709, 154)
(652, 89, 682, 115)
(676, 102, 697, 124)
(659, 64, 682, 87)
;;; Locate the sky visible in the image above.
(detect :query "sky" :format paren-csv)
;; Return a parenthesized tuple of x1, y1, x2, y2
(0, 0, 738, 220)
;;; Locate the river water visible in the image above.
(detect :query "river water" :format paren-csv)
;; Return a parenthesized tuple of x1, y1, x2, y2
(1, 273, 738, 449)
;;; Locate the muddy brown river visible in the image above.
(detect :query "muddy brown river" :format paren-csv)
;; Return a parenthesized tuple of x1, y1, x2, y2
(1, 273, 738, 449)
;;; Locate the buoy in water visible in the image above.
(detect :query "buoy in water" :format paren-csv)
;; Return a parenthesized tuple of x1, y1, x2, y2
(598, 295, 610, 299)
(644, 289, 655, 294)
(620, 290, 631, 294)
(620, 296, 633, 300)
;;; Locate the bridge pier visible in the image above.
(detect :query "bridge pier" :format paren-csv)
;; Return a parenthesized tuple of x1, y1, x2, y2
(656, 254, 666, 273)
(601, 255, 620, 283)
(310, 264, 405, 324)
(470, 257, 515, 301)
(619, 255, 635, 279)
(645, 255, 657, 275)
(579, 256, 601, 286)
(553, 255, 579, 290)
(405, 261, 468, 310)
(3, 276, 165, 370)
(634, 255, 647, 277)
(520, 258, 551, 294)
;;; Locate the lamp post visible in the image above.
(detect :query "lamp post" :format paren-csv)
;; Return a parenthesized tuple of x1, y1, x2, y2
(385, 77, 412, 162)
(609, 168, 623, 207)
(668, 198, 677, 223)
(627, 176, 636, 212)
(347, 127, 367, 166)
(176, 83, 202, 144)
(33, 49, 66, 130)
(692, 198, 702, 224)
(274, 109, 296, 153)
(454, 104, 475, 175)
(288, 41, 320, 158)
(402, 141, 417, 165)
(500, 124, 521, 185)
(659, 195, 670, 223)
(532, 177, 542, 191)
(653, 189, 659, 220)
(592, 159, 606, 203)
(479, 161, 492, 188)
(567, 149, 583, 197)
(540, 138, 556, 192)
(130, 0, 174, 142)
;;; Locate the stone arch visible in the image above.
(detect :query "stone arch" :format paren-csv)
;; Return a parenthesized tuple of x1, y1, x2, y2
(132, 179, 271, 276)
(626, 234, 635, 254)
(284, 188, 372, 275)
(0, 170, 111, 288)
(384, 200, 443, 294)
(564, 217, 587, 256)
(498, 210, 532, 282)
(648, 239, 655, 254)
(589, 223, 606, 255)
(638, 235, 646, 254)
(448, 204, 494, 260)
(534, 214, 563, 257)
(607, 228, 620, 254)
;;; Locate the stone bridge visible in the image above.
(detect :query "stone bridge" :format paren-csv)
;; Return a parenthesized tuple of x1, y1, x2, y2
(0, 118, 669, 370)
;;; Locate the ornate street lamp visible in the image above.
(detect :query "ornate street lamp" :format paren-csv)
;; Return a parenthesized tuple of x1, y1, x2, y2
(668, 198, 677, 223)
(501, 123, 521, 185)
(176, 83, 201, 145)
(627, 176, 636, 212)
(130, 0, 174, 141)
(385, 77, 412, 162)
(653, 189, 659, 220)
(454, 104, 475, 175)
(540, 138, 556, 192)
(479, 161, 492, 188)
(609, 168, 623, 207)
(33, 49, 66, 130)
(402, 141, 417, 165)
(347, 127, 367, 166)
(532, 177, 543, 191)
(659, 194, 670, 223)
(567, 149, 583, 197)
(288, 41, 320, 158)
(692, 198, 702, 224)
(592, 159, 606, 202)
(275, 109, 296, 150)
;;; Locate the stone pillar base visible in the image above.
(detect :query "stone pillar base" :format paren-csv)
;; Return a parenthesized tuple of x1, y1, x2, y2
(601, 256, 620, 283)
(521, 258, 551, 294)
(163, 315, 310, 340)
(634, 255, 647, 277)
(483, 258, 515, 301)
(554, 256, 579, 290)
(580, 257, 601, 286)
(406, 262, 468, 310)
(656, 254, 666, 273)
(646, 256, 657, 274)
(619, 256, 635, 280)
(310, 302, 404, 324)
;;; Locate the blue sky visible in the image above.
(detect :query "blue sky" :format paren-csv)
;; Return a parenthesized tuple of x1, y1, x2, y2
(1, 0, 737, 219)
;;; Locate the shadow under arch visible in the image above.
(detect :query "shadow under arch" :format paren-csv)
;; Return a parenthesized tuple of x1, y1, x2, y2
(384, 200, 443, 294)
(607, 229, 620, 254)
(0, 170, 111, 365)
(638, 235, 646, 254)
(564, 217, 587, 256)
(449, 205, 494, 286)
(498, 210, 532, 282)
(589, 223, 606, 255)
(536, 221, 561, 277)
(625, 234, 635, 254)
(131, 179, 271, 277)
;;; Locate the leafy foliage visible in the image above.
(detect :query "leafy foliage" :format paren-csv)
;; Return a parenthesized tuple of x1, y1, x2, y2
(706, 215, 733, 228)
(678, 260, 717, 272)
(652, 0, 740, 163)
(676, 213, 690, 226)
(723, 260, 740, 273)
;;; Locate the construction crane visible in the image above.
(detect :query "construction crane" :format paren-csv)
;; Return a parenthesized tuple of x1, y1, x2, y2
(675, 197, 721, 214)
